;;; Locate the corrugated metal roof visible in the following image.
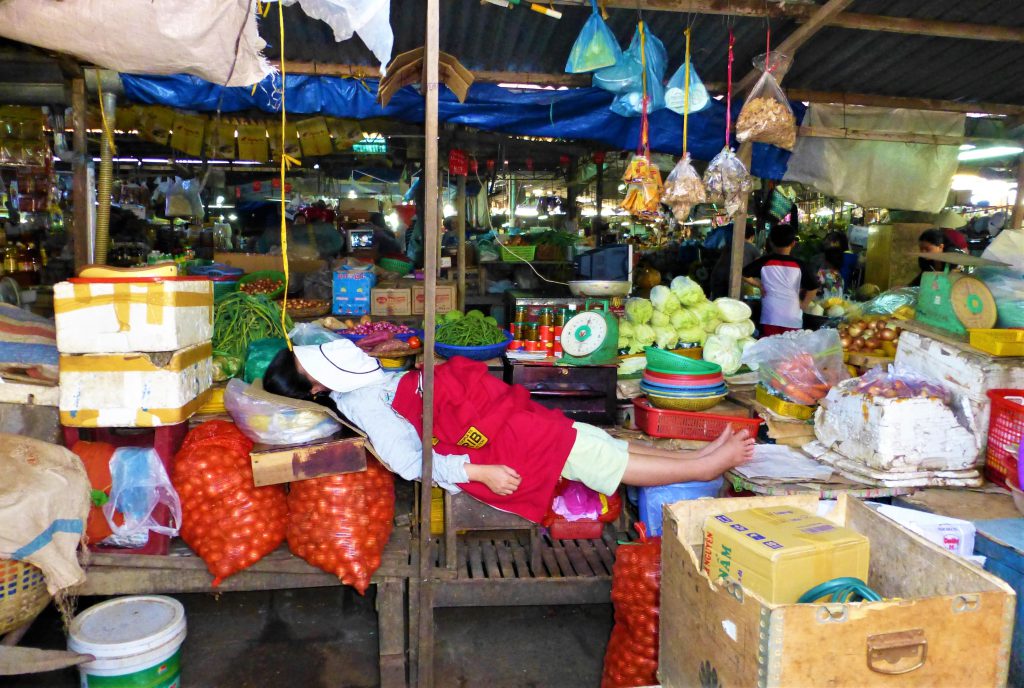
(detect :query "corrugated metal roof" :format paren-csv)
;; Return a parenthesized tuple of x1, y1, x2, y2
(264, 1, 1024, 106)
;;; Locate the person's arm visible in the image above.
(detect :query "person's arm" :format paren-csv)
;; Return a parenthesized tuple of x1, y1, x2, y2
(800, 289, 818, 310)
(799, 259, 821, 307)
(742, 255, 764, 288)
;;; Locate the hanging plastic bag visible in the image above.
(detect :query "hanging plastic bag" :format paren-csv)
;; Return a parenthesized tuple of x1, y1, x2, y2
(608, 26, 668, 117)
(662, 154, 706, 222)
(620, 154, 663, 219)
(703, 146, 753, 216)
(164, 177, 193, 217)
(243, 337, 289, 383)
(287, 458, 395, 594)
(172, 421, 289, 586)
(103, 447, 182, 547)
(736, 57, 797, 150)
(665, 62, 710, 115)
(741, 328, 849, 406)
(594, 24, 667, 95)
(224, 378, 342, 445)
(289, 322, 342, 347)
(565, 0, 621, 74)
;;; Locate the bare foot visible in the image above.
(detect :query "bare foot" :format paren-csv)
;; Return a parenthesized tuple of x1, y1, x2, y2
(692, 425, 734, 457)
(698, 431, 755, 480)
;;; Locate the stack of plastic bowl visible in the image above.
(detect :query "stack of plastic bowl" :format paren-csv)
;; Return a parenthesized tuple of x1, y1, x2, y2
(640, 347, 727, 411)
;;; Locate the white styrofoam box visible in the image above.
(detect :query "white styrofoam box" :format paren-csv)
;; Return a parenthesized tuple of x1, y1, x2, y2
(59, 342, 212, 427)
(53, 278, 213, 353)
(876, 504, 976, 559)
(894, 331, 1024, 457)
(814, 379, 977, 471)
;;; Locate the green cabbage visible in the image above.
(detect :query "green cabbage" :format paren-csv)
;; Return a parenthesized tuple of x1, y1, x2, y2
(629, 323, 656, 353)
(677, 326, 706, 345)
(618, 332, 632, 349)
(670, 275, 706, 306)
(650, 285, 681, 314)
(703, 333, 743, 375)
(651, 310, 671, 328)
(714, 297, 752, 323)
(716, 320, 755, 339)
(703, 318, 722, 334)
(625, 298, 653, 325)
(670, 309, 698, 330)
(653, 325, 679, 350)
(618, 319, 635, 339)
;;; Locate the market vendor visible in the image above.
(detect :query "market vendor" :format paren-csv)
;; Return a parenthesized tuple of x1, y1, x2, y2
(263, 341, 754, 523)
(910, 228, 963, 287)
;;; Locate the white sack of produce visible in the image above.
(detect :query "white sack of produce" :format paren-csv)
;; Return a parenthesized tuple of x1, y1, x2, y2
(0, 0, 272, 87)
(813, 369, 977, 472)
(0, 434, 90, 594)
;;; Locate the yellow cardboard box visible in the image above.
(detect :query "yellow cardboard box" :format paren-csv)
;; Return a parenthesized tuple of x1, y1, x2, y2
(412, 280, 458, 315)
(371, 282, 412, 316)
(702, 505, 869, 604)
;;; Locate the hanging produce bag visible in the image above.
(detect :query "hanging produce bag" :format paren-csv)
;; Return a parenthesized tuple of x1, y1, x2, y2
(601, 526, 662, 688)
(665, 62, 710, 115)
(609, 26, 668, 117)
(662, 154, 706, 222)
(621, 154, 663, 219)
(172, 420, 288, 585)
(703, 146, 752, 216)
(594, 24, 667, 95)
(565, 0, 621, 74)
(287, 458, 395, 594)
(736, 58, 797, 150)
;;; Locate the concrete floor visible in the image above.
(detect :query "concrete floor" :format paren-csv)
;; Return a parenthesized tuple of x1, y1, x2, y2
(3, 589, 613, 688)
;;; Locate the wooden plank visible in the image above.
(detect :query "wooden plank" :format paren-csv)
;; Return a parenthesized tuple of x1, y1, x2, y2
(736, 0, 856, 94)
(799, 125, 1020, 148)
(375, 578, 406, 656)
(448, 492, 535, 530)
(71, 77, 89, 271)
(892, 489, 1022, 523)
(540, 544, 563, 578)
(548, 0, 810, 19)
(250, 435, 367, 487)
(560, 539, 595, 577)
(1013, 154, 1024, 230)
(577, 539, 608, 576)
(456, 164, 467, 312)
(826, 12, 1024, 43)
(467, 538, 485, 579)
(728, 142, 752, 299)
(595, 537, 616, 573)
(510, 540, 532, 578)
(481, 540, 502, 579)
(495, 540, 516, 578)
(786, 89, 1024, 117)
(431, 578, 611, 608)
(550, 539, 576, 577)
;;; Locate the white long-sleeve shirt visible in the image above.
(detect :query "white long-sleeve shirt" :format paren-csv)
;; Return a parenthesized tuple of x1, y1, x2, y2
(329, 372, 471, 492)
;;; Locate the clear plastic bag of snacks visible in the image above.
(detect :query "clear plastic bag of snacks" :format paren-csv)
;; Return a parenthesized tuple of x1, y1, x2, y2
(702, 147, 752, 216)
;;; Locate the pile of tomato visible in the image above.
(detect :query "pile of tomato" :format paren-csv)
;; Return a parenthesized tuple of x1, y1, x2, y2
(601, 531, 662, 688)
(172, 421, 288, 586)
(286, 458, 395, 594)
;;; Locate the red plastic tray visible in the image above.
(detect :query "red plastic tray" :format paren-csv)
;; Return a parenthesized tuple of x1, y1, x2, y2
(632, 397, 763, 441)
(547, 519, 605, 540)
(984, 389, 1024, 488)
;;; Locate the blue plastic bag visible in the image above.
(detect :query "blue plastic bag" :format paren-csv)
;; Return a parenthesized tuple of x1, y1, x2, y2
(565, 0, 621, 74)
(665, 62, 710, 115)
(595, 25, 667, 95)
(608, 26, 668, 117)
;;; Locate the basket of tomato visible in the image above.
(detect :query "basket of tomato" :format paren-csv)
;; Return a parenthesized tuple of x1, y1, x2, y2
(239, 270, 286, 298)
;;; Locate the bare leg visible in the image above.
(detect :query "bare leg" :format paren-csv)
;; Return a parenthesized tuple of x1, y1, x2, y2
(621, 431, 754, 486)
(626, 428, 749, 462)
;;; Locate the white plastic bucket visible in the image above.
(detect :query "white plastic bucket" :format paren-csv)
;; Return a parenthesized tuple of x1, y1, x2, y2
(68, 595, 186, 688)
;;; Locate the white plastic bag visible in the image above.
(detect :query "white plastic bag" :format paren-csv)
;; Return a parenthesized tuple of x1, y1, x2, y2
(665, 62, 710, 115)
(225, 378, 341, 445)
(661, 154, 706, 222)
(736, 67, 796, 150)
(282, 0, 393, 72)
(104, 447, 182, 546)
(289, 322, 342, 346)
(703, 147, 752, 216)
(164, 177, 194, 218)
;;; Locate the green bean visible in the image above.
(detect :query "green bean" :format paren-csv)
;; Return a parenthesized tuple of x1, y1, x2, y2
(213, 292, 293, 361)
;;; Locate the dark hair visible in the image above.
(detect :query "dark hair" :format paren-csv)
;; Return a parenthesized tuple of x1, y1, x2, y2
(745, 225, 756, 240)
(770, 224, 797, 249)
(263, 349, 313, 400)
(919, 228, 947, 249)
(823, 247, 845, 270)
(823, 231, 849, 252)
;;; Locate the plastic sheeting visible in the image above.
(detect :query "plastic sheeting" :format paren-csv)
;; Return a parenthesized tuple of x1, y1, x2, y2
(784, 104, 965, 212)
(282, 0, 393, 73)
(121, 73, 800, 180)
(0, 0, 271, 87)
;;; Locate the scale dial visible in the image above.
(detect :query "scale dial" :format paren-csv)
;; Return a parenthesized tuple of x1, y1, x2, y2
(562, 310, 608, 357)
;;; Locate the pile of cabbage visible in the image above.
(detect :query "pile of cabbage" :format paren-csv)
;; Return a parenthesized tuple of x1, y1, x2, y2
(617, 277, 757, 375)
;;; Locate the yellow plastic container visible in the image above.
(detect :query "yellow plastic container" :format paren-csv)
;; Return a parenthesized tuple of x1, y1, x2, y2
(755, 384, 815, 421)
(702, 505, 870, 604)
(969, 329, 1024, 357)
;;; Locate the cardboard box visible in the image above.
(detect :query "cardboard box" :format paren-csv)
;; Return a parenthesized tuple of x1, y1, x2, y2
(59, 342, 212, 427)
(660, 495, 1016, 688)
(702, 505, 870, 604)
(371, 283, 412, 317)
(412, 281, 457, 315)
(333, 269, 376, 316)
(54, 278, 212, 354)
(250, 432, 368, 487)
(213, 252, 327, 275)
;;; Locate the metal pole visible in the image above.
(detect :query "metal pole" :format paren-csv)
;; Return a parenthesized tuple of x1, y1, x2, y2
(417, 0, 440, 682)
(71, 78, 90, 272)
(456, 174, 467, 312)
(728, 142, 753, 299)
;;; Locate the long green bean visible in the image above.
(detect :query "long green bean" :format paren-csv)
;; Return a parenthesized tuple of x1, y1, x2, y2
(213, 292, 293, 360)
(436, 317, 505, 346)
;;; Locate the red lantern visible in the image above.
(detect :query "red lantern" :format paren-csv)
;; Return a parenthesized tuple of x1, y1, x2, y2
(448, 148, 468, 176)
(486, 159, 495, 172)
(235, 187, 242, 198)
(284, 183, 293, 193)
(526, 157, 534, 171)
(593, 151, 606, 164)
(252, 181, 262, 192)
(469, 158, 479, 174)
(559, 155, 570, 169)
(271, 178, 281, 189)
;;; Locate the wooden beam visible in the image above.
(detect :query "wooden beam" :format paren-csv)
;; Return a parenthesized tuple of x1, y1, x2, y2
(825, 13, 1024, 43)
(799, 125, 1022, 147)
(456, 173, 467, 312)
(787, 89, 1024, 117)
(736, 0, 856, 94)
(71, 77, 90, 272)
(277, 60, 591, 87)
(1012, 154, 1024, 231)
(728, 142, 752, 300)
(546, 0, 814, 19)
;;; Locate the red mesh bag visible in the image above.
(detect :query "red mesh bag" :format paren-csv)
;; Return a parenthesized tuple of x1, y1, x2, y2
(286, 458, 395, 594)
(601, 525, 662, 688)
(172, 420, 288, 585)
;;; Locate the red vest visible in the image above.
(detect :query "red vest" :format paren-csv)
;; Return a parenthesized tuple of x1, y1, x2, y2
(391, 356, 578, 523)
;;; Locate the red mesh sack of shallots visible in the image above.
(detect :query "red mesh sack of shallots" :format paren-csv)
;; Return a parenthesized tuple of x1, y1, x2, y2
(172, 420, 288, 586)
(601, 524, 662, 688)
(286, 458, 395, 594)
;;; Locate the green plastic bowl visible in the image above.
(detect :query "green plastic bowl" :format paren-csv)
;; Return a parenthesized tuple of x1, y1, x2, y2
(644, 346, 722, 375)
(238, 270, 286, 299)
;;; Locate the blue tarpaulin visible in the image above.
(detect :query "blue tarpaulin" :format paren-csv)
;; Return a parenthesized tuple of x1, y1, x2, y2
(121, 73, 801, 180)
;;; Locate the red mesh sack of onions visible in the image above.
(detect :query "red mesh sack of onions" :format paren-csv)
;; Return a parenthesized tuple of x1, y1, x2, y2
(172, 421, 288, 585)
(286, 458, 395, 594)
(601, 525, 662, 688)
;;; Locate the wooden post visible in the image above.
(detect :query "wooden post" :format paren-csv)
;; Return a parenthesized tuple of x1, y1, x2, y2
(417, 0, 440, 683)
(71, 78, 89, 272)
(565, 158, 578, 236)
(1012, 154, 1024, 230)
(728, 143, 753, 300)
(456, 173, 467, 311)
(595, 160, 605, 239)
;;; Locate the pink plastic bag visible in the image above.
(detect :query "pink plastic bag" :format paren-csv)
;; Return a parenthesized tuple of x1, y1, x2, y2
(552, 481, 603, 521)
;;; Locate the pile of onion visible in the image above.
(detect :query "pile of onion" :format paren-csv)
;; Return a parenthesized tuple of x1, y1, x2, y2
(838, 318, 900, 356)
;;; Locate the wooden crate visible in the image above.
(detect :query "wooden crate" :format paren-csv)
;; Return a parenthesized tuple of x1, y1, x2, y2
(659, 495, 1015, 688)
(250, 432, 368, 486)
(975, 519, 1024, 687)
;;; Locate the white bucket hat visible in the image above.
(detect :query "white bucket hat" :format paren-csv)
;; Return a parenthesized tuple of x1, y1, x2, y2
(294, 339, 384, 393)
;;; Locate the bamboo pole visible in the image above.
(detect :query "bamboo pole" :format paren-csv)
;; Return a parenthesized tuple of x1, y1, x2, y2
(1012, 154, 1024, 231)
(728, 143, 753, 300)
(417, 0, 440, 683)
(456, 173, 467, 312)
(71, 77, 90, 271)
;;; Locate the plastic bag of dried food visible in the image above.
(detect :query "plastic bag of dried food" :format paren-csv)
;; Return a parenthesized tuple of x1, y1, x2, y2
(736, 66, 796, 150)
(702, 147, 752, 216)
(621, 155, 664, 219)
(661, 154, 706, 222)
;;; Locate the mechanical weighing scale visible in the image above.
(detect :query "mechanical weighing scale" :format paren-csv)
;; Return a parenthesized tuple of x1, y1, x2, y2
(558, 299, 620, 366)
(913, 253, 1006, 336)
